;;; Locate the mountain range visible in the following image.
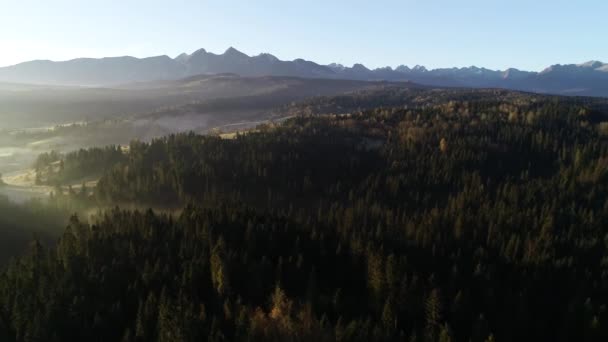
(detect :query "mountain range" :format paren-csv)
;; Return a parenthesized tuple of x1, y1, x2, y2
(1, 47, 607, 97)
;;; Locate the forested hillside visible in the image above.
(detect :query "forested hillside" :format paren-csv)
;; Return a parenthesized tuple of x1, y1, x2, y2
(0, 196, 66, 265)
(2, 90, 608, 341)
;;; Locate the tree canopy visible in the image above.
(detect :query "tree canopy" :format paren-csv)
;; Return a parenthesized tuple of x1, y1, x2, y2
(2, 89, 608, 341)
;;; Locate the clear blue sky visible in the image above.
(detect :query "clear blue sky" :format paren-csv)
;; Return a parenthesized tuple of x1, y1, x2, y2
(1, 0, 606, 71)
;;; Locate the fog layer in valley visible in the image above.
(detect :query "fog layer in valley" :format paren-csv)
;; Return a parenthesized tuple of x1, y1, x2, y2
(0, 75, 407, 202)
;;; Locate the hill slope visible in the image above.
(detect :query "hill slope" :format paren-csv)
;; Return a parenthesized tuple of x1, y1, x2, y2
(2, 88, 608, 341)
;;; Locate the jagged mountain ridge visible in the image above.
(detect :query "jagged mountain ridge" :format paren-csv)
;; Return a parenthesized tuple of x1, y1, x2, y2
(0, 47, 607, 97)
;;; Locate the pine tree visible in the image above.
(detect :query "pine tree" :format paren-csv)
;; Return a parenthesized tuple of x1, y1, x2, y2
(439, 138, 448, 153)
(210, 238, 230, 296)
(425, 289, 442, 341)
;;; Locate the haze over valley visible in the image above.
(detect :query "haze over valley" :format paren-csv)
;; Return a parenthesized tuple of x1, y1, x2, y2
(0, 74, 415, 186)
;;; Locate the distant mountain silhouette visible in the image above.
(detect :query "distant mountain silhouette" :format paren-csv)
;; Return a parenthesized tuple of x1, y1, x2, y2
(1, 47, 607, 97)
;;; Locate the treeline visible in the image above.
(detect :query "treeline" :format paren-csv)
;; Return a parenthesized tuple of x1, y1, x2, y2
(34, 146, 125, 185)
(277, 86, 608, 118)
(2, 90, 608, 341)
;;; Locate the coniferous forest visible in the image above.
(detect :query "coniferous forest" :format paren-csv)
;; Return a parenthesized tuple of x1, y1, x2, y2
(3, 88, 608, 341)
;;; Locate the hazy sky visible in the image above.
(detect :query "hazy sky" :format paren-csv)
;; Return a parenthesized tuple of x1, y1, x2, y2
(1, 0, 606, 71)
